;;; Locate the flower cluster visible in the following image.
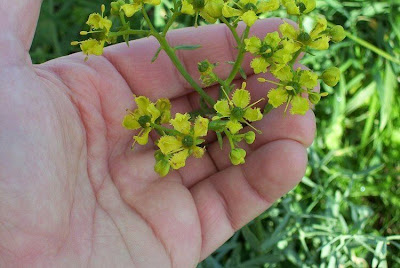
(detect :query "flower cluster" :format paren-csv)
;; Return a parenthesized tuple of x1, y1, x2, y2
(74, 0, 345, 177)
(71, 5, 114, 59)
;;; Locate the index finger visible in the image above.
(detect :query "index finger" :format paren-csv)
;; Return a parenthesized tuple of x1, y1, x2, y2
(101, 18, 291, 100)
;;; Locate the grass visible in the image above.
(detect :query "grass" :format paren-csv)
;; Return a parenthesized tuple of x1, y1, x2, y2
(31, 0, 400, 266)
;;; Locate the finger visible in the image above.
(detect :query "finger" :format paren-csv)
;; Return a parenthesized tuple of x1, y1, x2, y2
(190, 139, 308, 259)
(1, 1, 42, 56)
(101, 18, 293, 100)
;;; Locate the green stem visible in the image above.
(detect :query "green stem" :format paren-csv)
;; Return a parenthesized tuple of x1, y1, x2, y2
(142, 9, 216, 106)
(224, 130, 235, 149)
(328, 22, 400, 65)
(162, 12, 181, 36)
(108, 29, 150, 38)
(151, 123, 181, 136)
(225, 26, 250, 90)
(220, 17, 241, 45)
(289, 49, 302, 67)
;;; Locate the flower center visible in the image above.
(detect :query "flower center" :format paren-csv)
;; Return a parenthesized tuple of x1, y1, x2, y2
(286, 82, 301, 94)
(243, 3, 257, 12)
(231, 107, 245, 119)
(298, 2, 307, 13)
(260, 44, 273, 58)
(298, 32, 311, 43)
(138, 115, 151, 128)
(182, 135, 194, 148)
(193, 0, 205, 10)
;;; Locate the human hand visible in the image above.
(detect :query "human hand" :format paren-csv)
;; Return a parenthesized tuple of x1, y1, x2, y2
(0, 1, 315, 267)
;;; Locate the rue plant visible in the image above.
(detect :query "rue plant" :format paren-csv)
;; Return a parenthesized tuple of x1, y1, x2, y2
(72, 0, 345, 177)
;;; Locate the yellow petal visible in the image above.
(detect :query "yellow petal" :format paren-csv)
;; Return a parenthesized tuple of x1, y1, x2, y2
(135, 96, 151, 115)
(282, 0, 300, 15)
(232, 88, 251, 108)
(299, 70, 319, 89)
(214, 100, 231, 116)
(144, 0, 161, 6)
(156, 98, 172, 123)
(250, 57, 270, 74)
(290, 95, 310, 115)
(169, 149, 189, 169)
(257, 0, 280, 13)
(134, 128, 151, 145)
(244, 108, 263, 122)
(310, 16, 328, 40)
(199, 10, 218, 24)
(203, 0, 224, 18)
(264, 32, 281, 48)
(271, 64, 293, 81)
(244, 36, 262, 54)
(192, 146, 205, 158)
(120, 3, 142, 17)
(122, 114, 140, 130)
(80, 39, 105, 56)
(241, 10, 258, 27)
(170, 113, 191, 134)
(309, 36, 330, 50)
(222, 4, 243, 17)
(226, 120, 243, 134)
(157, 136, 183, 154)
(300, 0, 316, 14)
(194, 116, 209, 137)
(181, 0, 195, 15)
(267, 88, 288, 108)
(279, 22, 298, 40)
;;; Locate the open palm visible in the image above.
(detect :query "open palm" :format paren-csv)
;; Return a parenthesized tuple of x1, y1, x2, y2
(0, 2, 315, 267)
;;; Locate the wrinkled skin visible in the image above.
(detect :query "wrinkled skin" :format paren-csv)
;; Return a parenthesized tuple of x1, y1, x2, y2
(0, 2, 315, 267)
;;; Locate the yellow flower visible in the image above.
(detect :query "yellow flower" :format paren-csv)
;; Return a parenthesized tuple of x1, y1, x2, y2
(123, 96, 171, 147)
(279, 17, 331, 50)
(157, 114, 209, 170)
(222, 0, 280, 27)
(245, 32, 300, 74)
(263, 68, 321, 115)
(71, 6, 113, 58)
(86, 13, 112, 34)
(181, 0, 224, 24)
(120, 0, 161, 17)
(282, 0, 316, 15)
(213, 82, 263, 134)
(78, 39, 106, 56)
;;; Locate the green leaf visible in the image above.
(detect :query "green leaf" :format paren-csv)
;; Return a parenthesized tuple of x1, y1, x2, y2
(151, 47, 163, 63)
(241, 226, 260, 252)
(379, 62, 396, 131)
(216, 132, 223, 149)
(173, 44, 201, 51)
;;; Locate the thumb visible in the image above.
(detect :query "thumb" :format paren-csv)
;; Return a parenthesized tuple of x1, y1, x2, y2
(0, 0, 42, 55)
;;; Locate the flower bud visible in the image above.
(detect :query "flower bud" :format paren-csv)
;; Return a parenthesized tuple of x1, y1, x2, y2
(244, 131, 256, 144)
(229, 148, 246, 165)
(308, 92, 321, 105)
(154, 159, 170, 177)
(198, 60, 212, 74)
(111, 0, 127, 16)
(322, 67, 340, 87)
(330, 25, 346, 43)
(203, 0, 224, 18)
